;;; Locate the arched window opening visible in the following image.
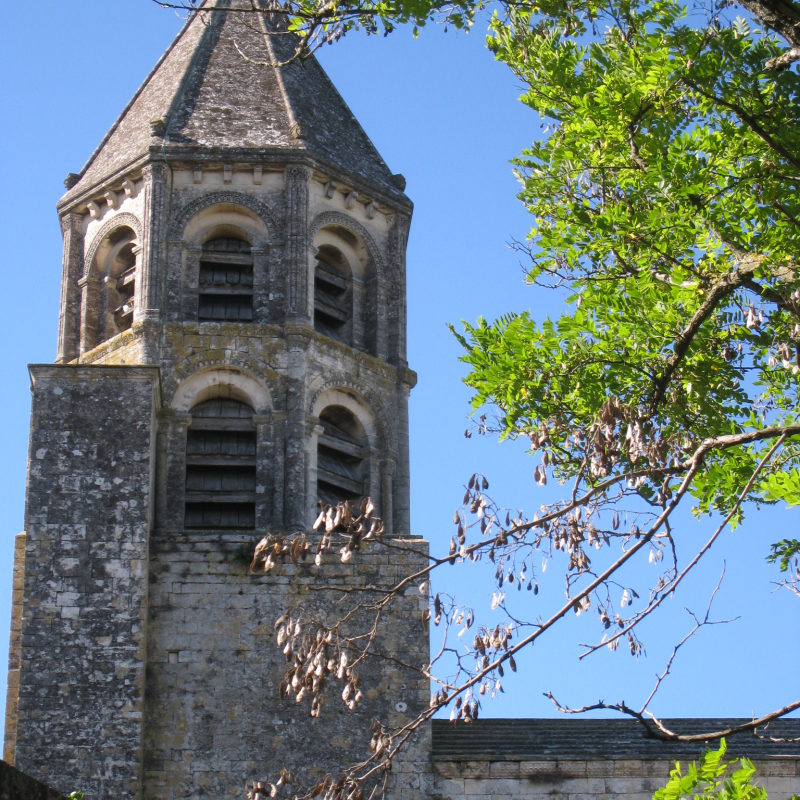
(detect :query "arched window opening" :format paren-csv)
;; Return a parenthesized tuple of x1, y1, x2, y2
(185, 398, 256, 529)
(82, 226, 139, 352)
(198, 237, 253, 322)
(314, 246, 352, 344)
(105, 241, 136, 336)
(317, 406, 365, 507)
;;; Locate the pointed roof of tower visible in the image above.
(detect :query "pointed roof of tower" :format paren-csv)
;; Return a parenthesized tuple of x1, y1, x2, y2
(62, 0, 407, 203)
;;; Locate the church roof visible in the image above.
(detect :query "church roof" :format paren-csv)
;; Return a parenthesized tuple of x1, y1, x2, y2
(62, 0, 406, 204)
(432, 718, 800, 760)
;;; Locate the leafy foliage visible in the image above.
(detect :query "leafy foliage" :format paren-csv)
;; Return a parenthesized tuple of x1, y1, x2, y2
(653, 740, 768, 800)
(455, 0, 800, 525)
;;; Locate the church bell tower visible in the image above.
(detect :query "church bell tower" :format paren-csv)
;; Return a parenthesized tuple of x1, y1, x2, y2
(4, 3, 430, 798)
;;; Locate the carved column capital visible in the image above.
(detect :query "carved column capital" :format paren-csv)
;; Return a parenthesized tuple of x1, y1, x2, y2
(284, 164, 310, 184)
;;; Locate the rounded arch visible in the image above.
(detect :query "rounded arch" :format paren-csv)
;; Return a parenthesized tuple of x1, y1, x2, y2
(308, 212, 385, 280)
(172, 366, 273, 415)
(83, 212, 143, 277)
(171, 351, 282, 408)
(172, 192, 283, 241)
(310, 383, 393, 453)
(183, 206, 268, 249)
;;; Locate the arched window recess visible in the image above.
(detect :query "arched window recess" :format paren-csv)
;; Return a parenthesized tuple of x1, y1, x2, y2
(107, 250, 136, 330)
(198, 237, 253, 322)
(314, 248, 351, 344)
(316, 406, 365, 507)
(185, 398, 256, 529)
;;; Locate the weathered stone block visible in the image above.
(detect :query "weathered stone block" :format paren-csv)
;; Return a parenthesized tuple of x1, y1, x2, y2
(491, 761, 521, 779)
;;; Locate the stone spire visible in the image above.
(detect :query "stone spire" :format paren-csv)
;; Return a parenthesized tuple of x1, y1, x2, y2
(61, 0, 407, 205)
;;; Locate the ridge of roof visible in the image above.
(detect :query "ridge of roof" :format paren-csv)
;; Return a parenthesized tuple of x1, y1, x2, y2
(61, 0, 405, 205)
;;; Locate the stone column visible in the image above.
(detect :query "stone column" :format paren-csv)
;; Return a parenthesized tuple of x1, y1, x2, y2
(137, 162, 170, 362)
(367, 448, 381, 513)
(394, 375, 415, 537)
(387, 212, 411, 365)
(308, 419, 324, 526)
(78, 275, 101, 355)
(251, 246, 271, 324)
(284, 323, 311, 529)
(284, 165, 310, 321)
(374, 278, 390, 359)
(268, 245, 285, 324)
(140, 162, 169, 314)
(56, 213, 84, 363)
(157, 412, 191, 531)
(271, 411, 287, 530)
(165, 238, 184, 322)
(180, 243, 201, 322)
(352, 278, 366, 351)
(381, 459, 395, 539)
(254, 413, 274, 530)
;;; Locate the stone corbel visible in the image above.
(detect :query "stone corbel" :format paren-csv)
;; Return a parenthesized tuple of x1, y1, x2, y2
(325, 180, 338, 199)
(104, 190, 118, 209)
(254, 165, 263, 185)
(122, 178, 136, 198)
(345, 191, 358, 210)
(291, 122, 308, 140)
(365, 201, 376, 220)
(87, 201, 101, 220)
(193, 165, 202, 185)
(223, 164, 232, 184)
(150, 119, 166, 138)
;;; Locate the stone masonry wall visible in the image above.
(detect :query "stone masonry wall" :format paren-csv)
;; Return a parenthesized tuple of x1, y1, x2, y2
(143, 532, 431, 800)
(15, 365, 160, 800)
(79, 321, 415, 537)
(433, 757, 800, 800)
(4, 531, 26, 764)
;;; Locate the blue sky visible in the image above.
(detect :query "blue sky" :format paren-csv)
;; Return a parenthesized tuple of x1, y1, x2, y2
(0, 1, 796, 734)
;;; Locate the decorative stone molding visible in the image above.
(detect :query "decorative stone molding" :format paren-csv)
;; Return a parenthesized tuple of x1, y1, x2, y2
(171, 365, 275, 415)
(82, 211, 144, 277)
(171, 191, 284, 241)
(170, 352, 283, 412)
